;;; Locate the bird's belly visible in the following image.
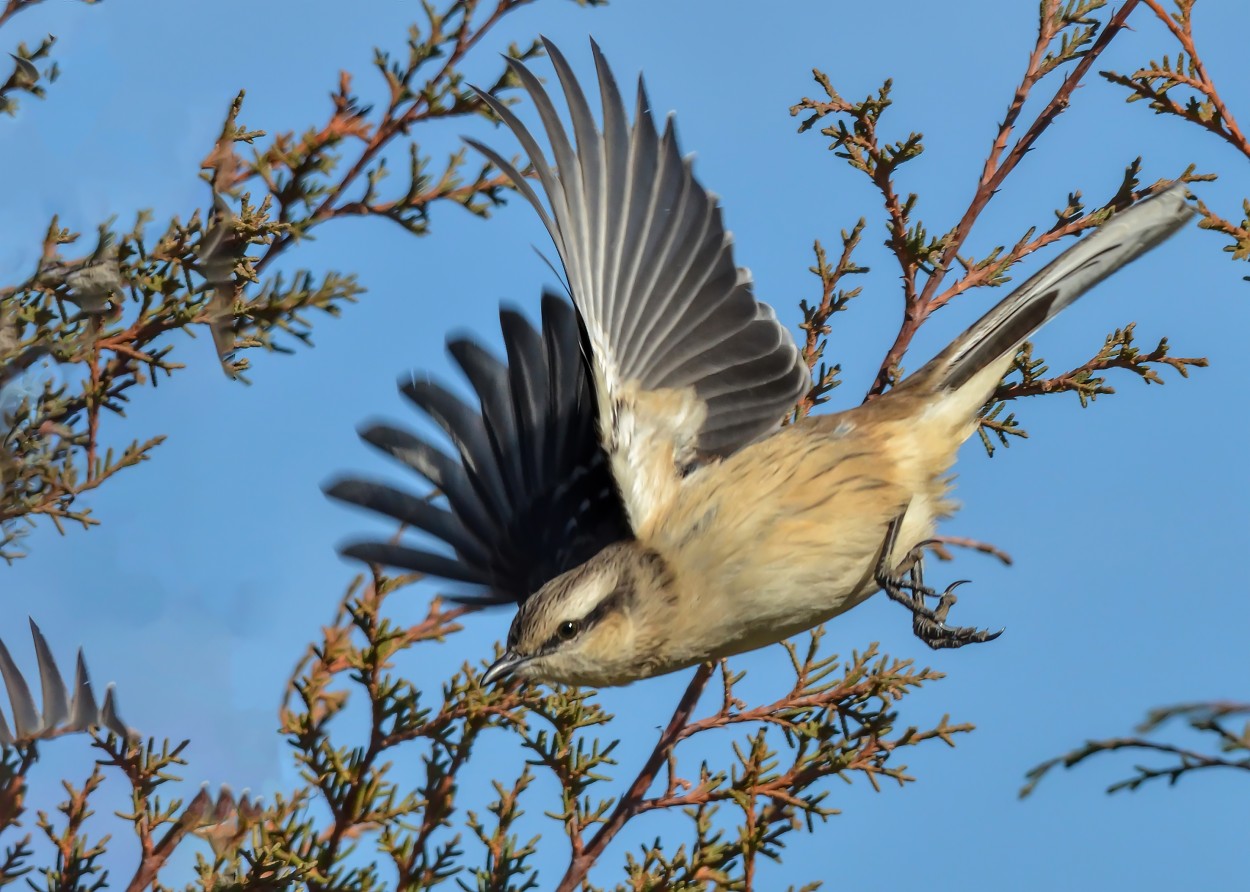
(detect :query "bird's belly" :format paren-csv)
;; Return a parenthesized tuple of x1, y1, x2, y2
(704, 554, 882, 658)
(670, 500, 940, 664)
(655, 423, 948, 666)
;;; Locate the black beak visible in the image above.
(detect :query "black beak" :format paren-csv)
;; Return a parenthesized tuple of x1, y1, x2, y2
(482, 650, 527, 685)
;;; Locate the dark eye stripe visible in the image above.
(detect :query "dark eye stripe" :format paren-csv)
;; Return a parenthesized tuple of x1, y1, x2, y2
(539, 581, 635, 653)
(585, 581, 633, 626)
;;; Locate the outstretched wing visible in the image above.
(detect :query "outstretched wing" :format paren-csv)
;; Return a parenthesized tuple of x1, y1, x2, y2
(467, 39, 810, 534)
(326, 294, 632, 604)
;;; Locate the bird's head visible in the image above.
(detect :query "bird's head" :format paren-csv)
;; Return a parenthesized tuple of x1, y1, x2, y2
(481, 542, 675, 688)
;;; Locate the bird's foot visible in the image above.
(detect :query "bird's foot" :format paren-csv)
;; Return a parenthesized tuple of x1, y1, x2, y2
(875, 518, 1003, 650)
(875, 545, 1003, 650)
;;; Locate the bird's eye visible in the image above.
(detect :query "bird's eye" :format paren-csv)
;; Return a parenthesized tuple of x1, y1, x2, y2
(557, 620, 580, 641)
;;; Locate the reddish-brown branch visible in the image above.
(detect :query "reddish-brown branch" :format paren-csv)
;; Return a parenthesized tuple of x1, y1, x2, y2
(1194, 197, 1250, 248)
(0, 747, 35, 833)
(124, 815, 200, 892)
(800, 237, 858, 366)
(334, 170, 516, 220)
(929, 0, 1142, 299)
(253, 0, 523, 276)
(793, 227, 865, 418)
(927, 535, 1014, 566)
(85, 344, 100, 475)
(920, 188, 1152, 309)
(866, 0, 1143, 398)
(555, 663, 714, 892)
(741, 788, 759, 889)
(0, 0, 39, 30)
(677, 676, 892, 742)
(1140, 0, 1249, 157)
(633, 706, 967, 820)
(993, 338, 1206, 402)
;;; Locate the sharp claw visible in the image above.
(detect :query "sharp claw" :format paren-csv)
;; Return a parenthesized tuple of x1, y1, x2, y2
(875, 534, 999, 650)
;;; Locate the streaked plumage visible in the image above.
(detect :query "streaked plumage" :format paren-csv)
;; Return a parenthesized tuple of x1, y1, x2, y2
(327, 40, 1195, 687)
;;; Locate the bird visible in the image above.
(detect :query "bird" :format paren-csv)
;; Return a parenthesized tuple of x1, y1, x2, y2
(325, 39, 1195, 688)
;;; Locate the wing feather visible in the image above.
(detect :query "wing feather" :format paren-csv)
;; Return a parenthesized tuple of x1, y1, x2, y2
(328, 297, 632, 603)
(469, 40, 810, 528)
(332, 41, 811, 596)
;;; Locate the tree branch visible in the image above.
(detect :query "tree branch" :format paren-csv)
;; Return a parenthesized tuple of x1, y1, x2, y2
(556, 663, 714, 892)
(867, 0, 1142, 397)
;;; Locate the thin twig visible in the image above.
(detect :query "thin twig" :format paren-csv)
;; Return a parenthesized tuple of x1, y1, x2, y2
(927, 535, 1014, 566)
(867, 0, 1143, 397)
(556, 663, 714, 892)
(253, 0, 523, 276)
(1140, 0, 1249, 156)
(0, 0, 40, 31)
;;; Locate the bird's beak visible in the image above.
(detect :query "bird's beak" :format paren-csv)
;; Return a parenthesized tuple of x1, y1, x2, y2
(482, 650, 527, 685)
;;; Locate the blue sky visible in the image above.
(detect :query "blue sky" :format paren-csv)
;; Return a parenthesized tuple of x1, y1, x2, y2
(1, 0, 1247, 888)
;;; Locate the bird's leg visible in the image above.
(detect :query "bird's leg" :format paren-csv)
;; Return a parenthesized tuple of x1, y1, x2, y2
(874, 517, 1003, 650)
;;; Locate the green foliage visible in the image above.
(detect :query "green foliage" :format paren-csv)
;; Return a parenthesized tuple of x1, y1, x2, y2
(1038, 0, 1108, 78)
(975, 402, 1026, 457)
(974, 323, 1209, 453)
(0, 0, 603, 561)
(792, 76, 943, 306)
(31, 765, 108, 892)
(1023, 324, 1204, 405)
(0, 34, 55, 118)
(0, 575, 970, 890)
(791, 222, 868, 418)
(1197, 196, 1250, 279)
(0, 196, 360, 559)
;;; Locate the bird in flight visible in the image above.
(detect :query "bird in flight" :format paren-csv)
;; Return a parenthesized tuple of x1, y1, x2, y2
(327, 39, 1194, 687)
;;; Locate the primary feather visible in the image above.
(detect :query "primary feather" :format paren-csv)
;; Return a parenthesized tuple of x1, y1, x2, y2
(326, 294, 631, 603)
(466, 38, 811, 531)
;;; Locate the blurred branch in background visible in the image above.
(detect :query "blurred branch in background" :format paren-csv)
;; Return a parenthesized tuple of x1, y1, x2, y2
(0, 0, 602, 562)
(786, 0, 1211, 639)
(1021, 701, 1250, 796)
(1021, 0, 1249, 802)
(795, 0, 1247, 811)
